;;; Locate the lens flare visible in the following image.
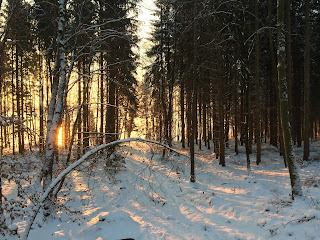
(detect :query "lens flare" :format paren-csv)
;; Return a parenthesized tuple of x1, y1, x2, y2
(57, 127, 63, 147)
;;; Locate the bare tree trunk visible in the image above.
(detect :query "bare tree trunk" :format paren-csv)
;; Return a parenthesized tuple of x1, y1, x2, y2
(277, 0, 302, 199)
(11, 48, 15, 154)
(106, 66, 116, 153)
(190, 1, 198, 182)
(20, 54, 25, 152)
(77, 65, 82, 159)
(233, 63, 239, 154)
(100, 52, 104, 144)
(180, 77, 185, 148)
(285, 0, 293, 140)
(190, 79, 197, 182)
(198, 93, 202, 150)
(303, 0, 310, 161)
(16, 47, 23, 154)
(82, 58, 89, 153)
(218, 45, 225, 167)
(245, 71, 251, 174)
(203, 102, 207, 147)
(43, 0, 67, 216)
(255, 0, 261, 165)
(39, 50, 44, 152)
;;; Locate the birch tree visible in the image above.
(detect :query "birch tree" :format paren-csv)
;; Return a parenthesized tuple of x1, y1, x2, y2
(42, 0, 67, 216)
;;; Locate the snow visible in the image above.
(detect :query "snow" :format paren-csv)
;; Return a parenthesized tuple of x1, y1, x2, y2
(3, 140, 320, 240)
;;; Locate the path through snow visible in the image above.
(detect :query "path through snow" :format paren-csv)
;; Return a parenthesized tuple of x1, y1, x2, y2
(10, 141, 320, 239)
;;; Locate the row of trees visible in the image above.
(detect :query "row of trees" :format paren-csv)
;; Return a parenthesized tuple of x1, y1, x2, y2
(144, 0, 320, 162)
(143, 0, 319, 191)
(0, 0, 140, 228)
(0, 0, 319, 233)
(0, 0, 139, 156)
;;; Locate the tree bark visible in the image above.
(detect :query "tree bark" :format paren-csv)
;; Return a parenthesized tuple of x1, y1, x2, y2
(277, 0, 302, 199)
(43, 0, 67, 216)
(180, 76, 185, 148)
(303, 0, 310, 161)
(100, 52, 104, 144)
(218, 46, 225, 167)
(254, 0, 261, 165)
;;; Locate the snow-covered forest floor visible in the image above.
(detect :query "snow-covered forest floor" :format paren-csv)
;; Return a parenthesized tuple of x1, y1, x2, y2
(2, 140, 320, 240)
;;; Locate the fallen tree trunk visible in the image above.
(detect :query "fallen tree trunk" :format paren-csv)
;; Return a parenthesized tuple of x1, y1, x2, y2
(21, 138, 189, 240)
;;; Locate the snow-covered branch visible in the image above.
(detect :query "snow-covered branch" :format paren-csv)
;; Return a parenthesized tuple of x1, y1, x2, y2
(21, 138, 189, 240)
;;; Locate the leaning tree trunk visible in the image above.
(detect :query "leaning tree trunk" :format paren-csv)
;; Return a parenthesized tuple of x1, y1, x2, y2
(277, 0, 302, 199)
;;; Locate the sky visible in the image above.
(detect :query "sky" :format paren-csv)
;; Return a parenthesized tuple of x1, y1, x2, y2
(135, 0, 158, 81)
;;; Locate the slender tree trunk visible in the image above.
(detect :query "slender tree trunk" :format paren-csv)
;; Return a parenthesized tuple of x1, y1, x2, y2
(268, 0, 279, 148)
(11, 48, 15, 154)
(234, 63, 239, 154)
(303, 0, 310, 161)
(286, 0, 293, 139)
(82, 59, 89, 153)
(218, 46, 225, 167)
(180, 77, 185, 148)
(277, 0, 302, 199)
(190, 2, 198, 182)
(16, 47, 23, 154)
(203, 102, 207, 147)
(190, 78, 197, 182)
(106, 64, 116, 153)
(245, 74, 251, 174)
(20, 54, 25, 153)
(240, 84, 245, 146)
(198, 93, 202, 150)
(39, 50, 44, 152)
(77, 65, 82, 159)
(187, 87, 192, 147)
(255, 0, 261, 165)
(100, 53, 104, 144)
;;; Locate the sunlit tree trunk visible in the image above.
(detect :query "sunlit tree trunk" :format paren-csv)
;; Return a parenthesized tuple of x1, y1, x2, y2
(11, 48, 15, 154)
(39, 49, 44, 152)
(277, 0, 302, 199)
(16, 46, 23, 154)
(20, 54, 25, 152)
(82, 58, 89, 153)
(77, 65, 82, 159)
(43, 0, 67, 216)
(186, 87, 192, 147)
(100, 52, 104, 144)
(180, 74, 185, 148)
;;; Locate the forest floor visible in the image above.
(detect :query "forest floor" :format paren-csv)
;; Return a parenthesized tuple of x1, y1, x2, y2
(3, 140, 320, 240)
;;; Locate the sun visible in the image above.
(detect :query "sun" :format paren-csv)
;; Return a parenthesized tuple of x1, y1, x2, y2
(57, 127, 63, 147)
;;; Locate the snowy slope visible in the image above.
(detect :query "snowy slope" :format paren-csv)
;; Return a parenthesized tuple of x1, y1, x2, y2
(5, 141, 320, 240)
